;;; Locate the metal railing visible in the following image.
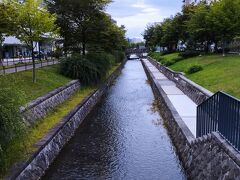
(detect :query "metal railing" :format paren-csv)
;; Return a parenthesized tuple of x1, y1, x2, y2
(0, 56, 58, 75)
(197, 91, 240, 151)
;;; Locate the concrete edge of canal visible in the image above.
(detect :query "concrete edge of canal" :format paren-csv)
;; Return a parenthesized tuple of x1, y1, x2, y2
(8, 61, 126, 180)
(141, 58, 240, 180)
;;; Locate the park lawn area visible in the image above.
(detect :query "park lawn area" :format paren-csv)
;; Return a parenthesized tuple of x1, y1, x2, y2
(169, 54, 240, 98)
(1, 63, 121, 178)
(0, 65, 72, 104)
(150, 52, 179, 62)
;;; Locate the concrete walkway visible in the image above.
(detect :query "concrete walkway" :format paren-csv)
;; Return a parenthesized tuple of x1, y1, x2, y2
(142, 59, 197, 137)
(0, 61, 58, 75)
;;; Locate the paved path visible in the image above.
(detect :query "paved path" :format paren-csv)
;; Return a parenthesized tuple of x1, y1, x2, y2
(0, 61, 58, 75)
(142, 59, 197, 137)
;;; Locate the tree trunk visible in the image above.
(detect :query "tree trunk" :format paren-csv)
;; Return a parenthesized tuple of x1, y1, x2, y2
(82, 29, 86, 55)
(214, 41, 218, 53)
(31, 42, 36, 83)
(0, 45, 3, 66)
(38, 41, 41, 61)
(0, 38, 3, 66)
(221, 36, 226, 56)
(82, 42, 86, 55)
(222, 40, 225, 56)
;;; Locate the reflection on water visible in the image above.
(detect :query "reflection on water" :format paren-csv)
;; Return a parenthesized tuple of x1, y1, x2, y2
(43, 60, 187, 180)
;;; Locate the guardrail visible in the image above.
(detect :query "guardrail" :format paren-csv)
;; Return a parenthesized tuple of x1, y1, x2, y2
(197, 91, 240, 151)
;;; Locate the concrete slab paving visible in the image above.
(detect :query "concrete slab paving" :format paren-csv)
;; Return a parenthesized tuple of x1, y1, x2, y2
(182, 117, 197, 137)
(156, 80, 176, 86)
(152, 72, 168, 80)
(167, 95, 197, 117)
(161, 86, 184, 95)
(143, 59, 197, 137)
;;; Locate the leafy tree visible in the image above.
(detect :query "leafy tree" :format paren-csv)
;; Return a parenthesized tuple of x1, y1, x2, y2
(187, 2, 213, 52)
(86, 13, 127, 54)
(7, 0, 58, 82)
(0, 3, 16, 63)
(208, 0, 240, 55)
(47, 0, 111, 55)
(143, 24, 157, 51)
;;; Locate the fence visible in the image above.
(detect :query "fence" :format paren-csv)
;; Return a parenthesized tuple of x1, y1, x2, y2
(197, 91, 240, 151)
(0, 56, 58, 75)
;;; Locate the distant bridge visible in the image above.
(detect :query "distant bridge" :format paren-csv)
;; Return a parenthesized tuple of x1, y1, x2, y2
(125, 48, 148, 59)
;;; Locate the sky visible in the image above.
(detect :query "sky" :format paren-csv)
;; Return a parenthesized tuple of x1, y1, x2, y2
(107, 0, 182, 39)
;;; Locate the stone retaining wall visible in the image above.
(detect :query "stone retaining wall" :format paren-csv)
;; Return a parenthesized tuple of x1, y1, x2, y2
(147, 57, 213, 105)
(20, 80, 81, 125)
(142, 59, 240, 180)
(9, 62, 125, 180)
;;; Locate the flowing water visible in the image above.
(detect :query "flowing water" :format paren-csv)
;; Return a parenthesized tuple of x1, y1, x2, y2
(43, 60, 187, 180)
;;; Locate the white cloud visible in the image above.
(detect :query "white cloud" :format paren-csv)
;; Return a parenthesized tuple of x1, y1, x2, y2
(107, 0, 182, 38)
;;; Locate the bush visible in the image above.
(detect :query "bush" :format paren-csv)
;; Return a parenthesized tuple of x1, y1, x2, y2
(162, 60, 175, 66)
(59, 53, 115, 85)
(0, 84, 26, 172)
(187, 65, 203, 74)
(179, 50, 200, 58)
(161, 50, 174, 56)
(113, 50, 125, 63)
(172, 56, 184, 62)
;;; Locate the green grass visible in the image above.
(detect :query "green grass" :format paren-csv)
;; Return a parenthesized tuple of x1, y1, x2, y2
(1, 63, 121, 178)
(0, 65, 72, 104)
(2, 87, 95, 178)
(150, 52, 179, 62)
(168, 54, 240, 98)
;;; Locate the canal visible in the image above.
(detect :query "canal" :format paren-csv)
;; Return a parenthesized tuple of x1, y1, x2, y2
(43, 60, 186, 180)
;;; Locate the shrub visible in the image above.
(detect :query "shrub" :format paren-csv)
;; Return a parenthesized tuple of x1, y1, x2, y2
(161, 50, 174, 56)
(59, 53, 115, 85)
(187, 65, 203, 74)
(162, 60, 175, 66)
(172, 56, 184, 62)
(0, 84, 26, 172)
(112, 50, 125, 63)
(179, 50, 200, 58)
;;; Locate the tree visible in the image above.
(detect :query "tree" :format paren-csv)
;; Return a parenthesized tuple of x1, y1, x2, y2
(208, 0, 240, 55)
(7, 0, 58, 82)
(187, 2, 213, 52)
(0, 3, 16, 63)
(47, 0, 111, 55)
(143, 24, 157, 51)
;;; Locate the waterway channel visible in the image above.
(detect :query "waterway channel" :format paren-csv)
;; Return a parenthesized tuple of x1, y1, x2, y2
(43, 60, 187, 180)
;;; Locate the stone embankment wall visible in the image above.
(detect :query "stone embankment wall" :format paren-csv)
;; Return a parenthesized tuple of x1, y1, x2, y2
(147, 57, 213, 105)
(20, 80, 81, 125)
(142, 58, 240, 180)
(10, 62, 125, 180)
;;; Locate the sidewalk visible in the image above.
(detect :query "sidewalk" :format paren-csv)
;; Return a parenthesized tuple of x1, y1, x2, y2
(142, 59, 197, 137)
(0, 61, 58, 75)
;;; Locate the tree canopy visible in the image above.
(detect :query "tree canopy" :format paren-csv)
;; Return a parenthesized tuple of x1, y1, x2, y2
(46, 0, 126, 55)
(143, 0, 240, 55)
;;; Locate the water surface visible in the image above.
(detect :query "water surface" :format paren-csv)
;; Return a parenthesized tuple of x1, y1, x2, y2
(43, 60, 186, 180)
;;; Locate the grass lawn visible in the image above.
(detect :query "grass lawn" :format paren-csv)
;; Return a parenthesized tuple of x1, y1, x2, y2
(148, 53, 240, 98)
(1, 63, 121, 178)
(0, 65, 72, 104)
(150, 52, 179, 62)
(150, 52, 240, 98)
(166, 54, 240, 98)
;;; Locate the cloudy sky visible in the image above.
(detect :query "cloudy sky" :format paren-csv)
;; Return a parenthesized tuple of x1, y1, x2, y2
(107, 0, 182, 39)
